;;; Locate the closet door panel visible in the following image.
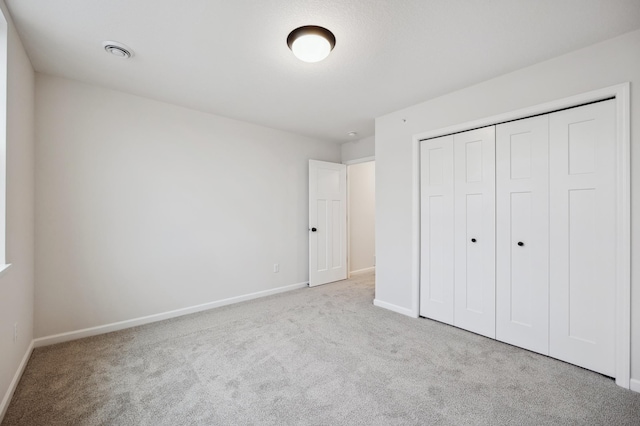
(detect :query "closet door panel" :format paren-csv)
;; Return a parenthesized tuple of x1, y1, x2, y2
(496, 116, 549, 355)
(549, 99, 616, 377)
(420, 136, 455, 324)
(454, 127, 496, 338)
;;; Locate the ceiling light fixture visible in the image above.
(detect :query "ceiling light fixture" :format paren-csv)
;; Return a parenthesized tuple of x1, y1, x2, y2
(103, 41, 134, 59)
(347, 131, 358, 137)
(287, 26, 336, 63)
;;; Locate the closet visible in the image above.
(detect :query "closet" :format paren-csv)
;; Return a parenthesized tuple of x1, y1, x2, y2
(419, 99, 616, 377)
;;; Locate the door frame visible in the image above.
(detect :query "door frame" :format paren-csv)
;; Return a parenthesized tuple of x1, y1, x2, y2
(411, 83, 631, 389)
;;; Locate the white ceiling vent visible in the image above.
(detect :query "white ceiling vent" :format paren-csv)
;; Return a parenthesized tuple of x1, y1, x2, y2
(103, 41, 133, 59)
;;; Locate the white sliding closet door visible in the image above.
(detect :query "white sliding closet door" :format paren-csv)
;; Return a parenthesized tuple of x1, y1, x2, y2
(496, 116, 550, 354)
(454, 127, 496, 338)
(549, 100, 616, 377)
(419, 135, 455, 324)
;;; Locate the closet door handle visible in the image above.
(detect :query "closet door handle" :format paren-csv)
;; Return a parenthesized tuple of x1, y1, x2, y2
(517, 241, 524, 247)
(471, 238, 477, 243)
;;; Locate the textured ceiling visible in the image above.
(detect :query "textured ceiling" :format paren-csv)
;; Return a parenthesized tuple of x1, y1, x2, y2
(6, 0, 640, 143)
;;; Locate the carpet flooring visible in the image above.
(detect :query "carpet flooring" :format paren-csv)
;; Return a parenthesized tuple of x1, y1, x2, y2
(3, 271, 639, 425)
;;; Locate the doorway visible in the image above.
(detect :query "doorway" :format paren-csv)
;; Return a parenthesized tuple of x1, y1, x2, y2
(347, 161, 375, 276)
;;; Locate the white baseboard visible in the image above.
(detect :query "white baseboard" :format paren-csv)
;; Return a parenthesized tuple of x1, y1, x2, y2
(373, 299, 418, 318)
(34, 281, 308, 348)
(0, 340, 34, 423)
(630, 379, 640, 393)
(350, 267, 375, 275)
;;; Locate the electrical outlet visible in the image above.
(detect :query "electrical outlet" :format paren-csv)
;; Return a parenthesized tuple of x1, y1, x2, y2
(273, 263, 279, 273)
(13, 323, 17, 343)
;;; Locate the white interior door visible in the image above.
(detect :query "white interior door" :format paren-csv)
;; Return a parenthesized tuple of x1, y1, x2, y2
(549, 100, 617, 377)
(454, 127, 496, 338)
(309, 160, 347, 287)
(419, 135, 455, 324)
(496, 115, 550, 354)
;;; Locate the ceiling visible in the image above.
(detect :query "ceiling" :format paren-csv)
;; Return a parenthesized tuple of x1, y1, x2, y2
(5, 0, 640, 143)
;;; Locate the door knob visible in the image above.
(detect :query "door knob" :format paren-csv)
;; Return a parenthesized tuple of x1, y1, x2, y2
(310, 227, 317, 232)
(471, 238, 477, 243)
(518, 241, 524, 247)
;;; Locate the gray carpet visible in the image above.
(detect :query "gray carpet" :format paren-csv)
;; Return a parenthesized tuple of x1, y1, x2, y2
(3, 271, 639, 425)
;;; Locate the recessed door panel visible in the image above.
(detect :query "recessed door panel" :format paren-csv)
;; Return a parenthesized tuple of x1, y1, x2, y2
(509, 192, 533, 326)
(568, 189, 597, 343)
(464, 193, 484, 313)
(316, 200, 328, 271)
(496, 116, 549, 355)
(454, 127, 496, 338)
(549, 99, 616, 377)
(420, 136, 454, 324)
(318, 168, 341, 194)
(465, 141, 483, 182)
(428, 195, 445, 303)
(429, 148, 444, 185)
(509, 132, 532, 180)
(568, 120, 597, 175)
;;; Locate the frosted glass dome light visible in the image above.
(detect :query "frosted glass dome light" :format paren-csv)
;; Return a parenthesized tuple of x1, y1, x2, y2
(287, 26, 336, 63)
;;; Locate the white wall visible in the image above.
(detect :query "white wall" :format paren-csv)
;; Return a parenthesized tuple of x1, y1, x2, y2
(375, 29, 640, 382)
(0, 0, 35, 418)
(348, 161, 375, 273)
(342, 135, 374, 163)
(34, 74, 340, 338)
